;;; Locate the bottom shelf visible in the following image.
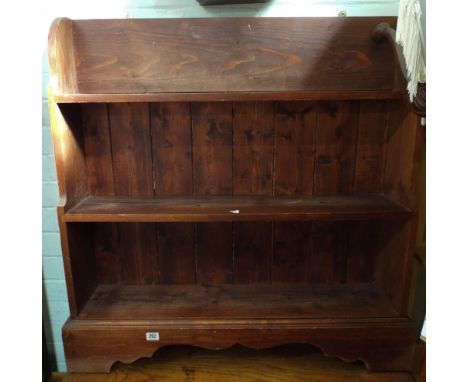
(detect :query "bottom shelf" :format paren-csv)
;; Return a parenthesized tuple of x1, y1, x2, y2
(78, 283, 399, 320)
(66, 284, 417, 372)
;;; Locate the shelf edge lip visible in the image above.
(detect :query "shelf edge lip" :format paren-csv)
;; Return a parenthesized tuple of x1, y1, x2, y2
(62, 213, 411, 223)
(53, 90, 405, 103)
(64, 316, 416, 329)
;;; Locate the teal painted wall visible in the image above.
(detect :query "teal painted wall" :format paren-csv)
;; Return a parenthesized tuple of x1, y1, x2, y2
(42, 0, 399, 371)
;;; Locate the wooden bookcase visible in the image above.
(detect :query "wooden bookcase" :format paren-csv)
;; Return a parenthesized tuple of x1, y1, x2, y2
(48, 17, 422, 373)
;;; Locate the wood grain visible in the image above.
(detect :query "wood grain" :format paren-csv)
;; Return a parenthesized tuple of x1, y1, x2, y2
(150, 102, 193, 196)
(314, 101, 359, 195)
(108, 103, 158, 284)
(347, 222, 377, 283)
(82, 104, 114, 196)
(354, 100, 388, 193)
(233, 101, 274, 196)
(274, 101, 316, 196)
(63, 317, 417, 373)
(233, 222, 272, 283)
(54, 104, 88, 211)
(273, 102, 316, 284)
(233, 101, 274, 283)
(48, 16, 422, 375)
(108, 103, 154, 197)
(48, 18, 78, 94)
(192, 102, 233, 284)
(70, 18, 401, 95)
(378, 100, 423, 313)
(192, 102, 233, 196)
(54, 89, 404, 103)
(64, 195, 411, 222)
(81, 104, 122, 284)
(150, 102, 195, 284)
(78, 283, 398, 320)
(93, 224, 122, 284)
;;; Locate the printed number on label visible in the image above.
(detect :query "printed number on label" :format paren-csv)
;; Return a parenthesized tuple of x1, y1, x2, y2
(145, 332, 160, 341)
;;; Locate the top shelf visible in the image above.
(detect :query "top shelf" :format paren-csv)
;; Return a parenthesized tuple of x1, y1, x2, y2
(49, 17, 403, 100)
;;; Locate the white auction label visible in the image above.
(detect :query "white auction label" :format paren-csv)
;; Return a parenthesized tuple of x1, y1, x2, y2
(145, 332, 160, 341)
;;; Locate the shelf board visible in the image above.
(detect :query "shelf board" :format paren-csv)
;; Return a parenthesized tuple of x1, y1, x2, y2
(53, 90, 404, 103)
(78, 283, 399, 321)
(64, 195, 410, 223)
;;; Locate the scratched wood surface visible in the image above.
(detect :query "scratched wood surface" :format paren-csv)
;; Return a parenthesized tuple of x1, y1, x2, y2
(50, 345, 413, 382)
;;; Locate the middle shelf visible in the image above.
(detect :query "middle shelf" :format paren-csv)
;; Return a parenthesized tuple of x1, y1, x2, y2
(64, 194, 410, 223)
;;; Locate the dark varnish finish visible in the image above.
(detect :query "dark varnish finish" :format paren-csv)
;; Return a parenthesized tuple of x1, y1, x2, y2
(192, 102, 234, 285)
(79, 283, 398, 320)
(272, 102, 316, 284)
(150, 102, 196, 284)
(49, 17, 422, 374)
(108, 103, 158, 284)
(314, 101, 359, 196)
(65, 194, 410, 222)
(69, 18, 401, 96)
(81, 104, 122, 284)
(233, 102, 274, 283)
(354, 101, 389, 193)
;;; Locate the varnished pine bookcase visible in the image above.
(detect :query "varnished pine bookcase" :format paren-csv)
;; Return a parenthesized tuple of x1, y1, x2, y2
(48, 17, 422, 373)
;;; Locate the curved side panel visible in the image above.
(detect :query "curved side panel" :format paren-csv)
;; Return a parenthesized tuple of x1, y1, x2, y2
(48, 17, 78, 94)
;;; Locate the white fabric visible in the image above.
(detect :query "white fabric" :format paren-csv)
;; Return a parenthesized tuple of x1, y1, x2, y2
(396, 0, 426, 101)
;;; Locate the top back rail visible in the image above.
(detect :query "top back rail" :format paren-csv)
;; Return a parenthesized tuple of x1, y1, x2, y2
(49, 17, 403, 102)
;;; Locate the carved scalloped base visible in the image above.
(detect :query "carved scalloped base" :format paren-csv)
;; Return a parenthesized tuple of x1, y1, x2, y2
(63, 317, 417, 373)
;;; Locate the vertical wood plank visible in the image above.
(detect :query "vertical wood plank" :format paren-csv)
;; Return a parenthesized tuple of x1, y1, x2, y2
(272, 222, 312, 284)
(150, 102, 195, 284)
(117, 222, 158, 285)
(82, 104, 114, 196)
(311, 101, 359, 285)
(93, 223, 122, 284)
(272, 102, 316, 284)
(156, 223, 195, 284)
(354, 100, 388, 193)
(81, 104, 122, 284)
(233, 102, 275, 196)
(272, 222, 348, 284)
(307, 223, 348, 284)
(196, 222, 233, 285)
(314, 101, 359, 195)
(192, 102, 233, 196)
(347, 221, 376, 283)
(274, 101, 316, 196)
(109, 103, 154, 197)
(233, 102, 274, 284)
(151, 102, 193, 196)
(192, 102, 233, 285)
(109, 103, 158, 284)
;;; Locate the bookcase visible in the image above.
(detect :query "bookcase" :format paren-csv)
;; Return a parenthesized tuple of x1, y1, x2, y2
(48, 17, 422, 372)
